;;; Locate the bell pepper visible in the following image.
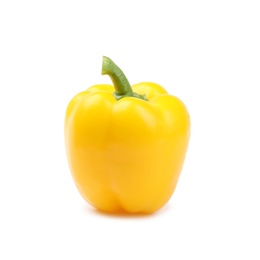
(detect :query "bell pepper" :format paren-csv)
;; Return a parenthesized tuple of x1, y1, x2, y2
(65, 56, 190, 214)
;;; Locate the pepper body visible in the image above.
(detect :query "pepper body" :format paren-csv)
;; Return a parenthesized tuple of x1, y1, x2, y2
(65, 57, 190, 213)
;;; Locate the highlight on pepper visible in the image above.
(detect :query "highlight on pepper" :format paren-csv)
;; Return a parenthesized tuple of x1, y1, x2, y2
(64, 56, 190, 214)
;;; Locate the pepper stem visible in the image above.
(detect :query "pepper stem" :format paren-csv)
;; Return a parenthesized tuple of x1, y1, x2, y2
(101, 56, 147, 101)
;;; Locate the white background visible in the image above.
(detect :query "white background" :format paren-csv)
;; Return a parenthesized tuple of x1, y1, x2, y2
(0, 0, 259, 259)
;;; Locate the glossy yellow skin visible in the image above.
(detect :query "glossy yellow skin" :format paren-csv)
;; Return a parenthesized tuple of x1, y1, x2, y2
(65, 82, 190, 213)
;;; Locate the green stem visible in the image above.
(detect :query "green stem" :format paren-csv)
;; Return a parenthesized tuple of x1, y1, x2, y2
(101, 56, 147, 101)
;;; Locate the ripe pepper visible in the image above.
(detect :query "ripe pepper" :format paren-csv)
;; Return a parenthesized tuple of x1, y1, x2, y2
(65, 57, 190, 214)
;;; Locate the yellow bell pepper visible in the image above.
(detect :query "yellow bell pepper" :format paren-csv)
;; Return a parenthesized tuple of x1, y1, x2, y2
(65, 56, 190, 214)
